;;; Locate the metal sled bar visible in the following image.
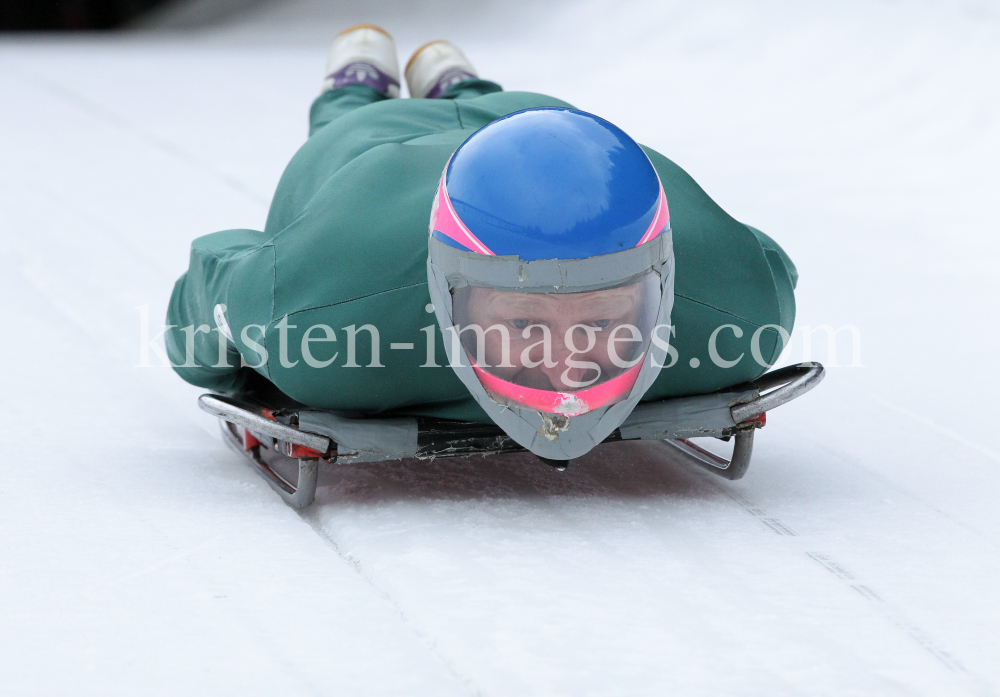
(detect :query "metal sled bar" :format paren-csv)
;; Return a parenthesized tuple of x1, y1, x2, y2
(197, 361, 824, 506)
(662, 431, 755, 481)
(199, 394, 330, 452)
(730, 362, 825, 424)
(670, 362, 822, 481)
(219, 421, 319, 509)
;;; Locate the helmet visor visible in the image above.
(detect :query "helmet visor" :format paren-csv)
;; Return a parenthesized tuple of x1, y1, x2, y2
(450, 272, 662, 416)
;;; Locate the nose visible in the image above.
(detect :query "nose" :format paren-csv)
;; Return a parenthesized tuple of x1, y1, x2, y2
(540, 341, 593, 391)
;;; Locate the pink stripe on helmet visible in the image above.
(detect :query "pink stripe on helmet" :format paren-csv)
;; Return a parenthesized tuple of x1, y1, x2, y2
(636, 182, 669, 247)
(431, 172, 497, 255)
(470, 360, 643, 417)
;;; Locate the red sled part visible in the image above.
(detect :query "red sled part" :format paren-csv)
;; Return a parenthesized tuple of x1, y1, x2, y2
(284, 442, 326, 459)
(242, 429, 262, 451)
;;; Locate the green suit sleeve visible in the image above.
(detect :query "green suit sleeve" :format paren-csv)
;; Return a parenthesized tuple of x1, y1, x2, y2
(165, 229, 272, 393)
(744, 224, 797, 348)
(640, 148, 800, 400)
(746, 224, 798, 290)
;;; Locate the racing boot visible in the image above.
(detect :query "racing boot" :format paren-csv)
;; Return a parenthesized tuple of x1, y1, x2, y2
(323, 24, 400, 98)
(405, 40, 478, 98)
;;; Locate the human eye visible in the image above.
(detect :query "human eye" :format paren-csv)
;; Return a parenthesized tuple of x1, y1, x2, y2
(509, 319, 530, 330)
(593, 319, 612, 329)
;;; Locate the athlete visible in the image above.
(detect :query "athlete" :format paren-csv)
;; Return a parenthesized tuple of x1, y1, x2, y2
(166, 25, 798, 459)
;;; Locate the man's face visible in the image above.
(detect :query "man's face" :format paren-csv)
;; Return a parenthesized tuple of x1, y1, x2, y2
(458, 279, 653, 392)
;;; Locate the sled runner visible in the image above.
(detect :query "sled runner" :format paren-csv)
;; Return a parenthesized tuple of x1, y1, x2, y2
(198, 362, 825, 509)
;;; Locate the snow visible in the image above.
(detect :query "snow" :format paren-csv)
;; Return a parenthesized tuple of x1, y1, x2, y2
(2, 0, 999, 694)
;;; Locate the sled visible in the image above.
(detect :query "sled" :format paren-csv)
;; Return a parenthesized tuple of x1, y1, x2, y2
(198, 362, 825, 509)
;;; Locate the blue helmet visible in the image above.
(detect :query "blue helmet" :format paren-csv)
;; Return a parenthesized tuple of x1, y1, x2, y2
(427, 107, 675, 461)
(432, 107, 667, 260)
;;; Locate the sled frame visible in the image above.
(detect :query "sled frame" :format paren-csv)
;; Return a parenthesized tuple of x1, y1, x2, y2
(199, 362, 825, 508)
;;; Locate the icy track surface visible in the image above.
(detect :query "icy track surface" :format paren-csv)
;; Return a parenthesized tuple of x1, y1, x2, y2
(2, 1, 1000, 695)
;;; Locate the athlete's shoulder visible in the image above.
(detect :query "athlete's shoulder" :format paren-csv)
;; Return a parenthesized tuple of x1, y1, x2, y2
(640, 148, 717, 203)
